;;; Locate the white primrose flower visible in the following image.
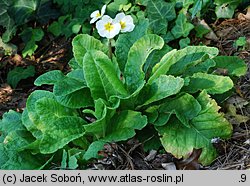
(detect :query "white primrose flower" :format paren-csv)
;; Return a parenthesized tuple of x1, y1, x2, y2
(96, 15, 121, 39)
(90, 4, 107, 24)
(114, 13, 135, 33)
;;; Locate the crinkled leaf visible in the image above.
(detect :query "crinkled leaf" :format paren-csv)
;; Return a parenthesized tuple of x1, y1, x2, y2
(158, 91, 232, 165)
(72, 34, 109, 66)
(7, 66, 35, 88)
(115, 19, 149, 71)
(171, 13, 194, 39)
(157, 93, 201, 127)
(124, 34, 164, 94)
(146, 0, 176, 34)
(83, 50, 128, 101)
(183, 72, 234, 94)
(56, 88, 93, 109)
(138, 75, 184, 107)
(104, 110, 147, 142)
(213, 56, 247, 77)
(34, 98, 86, 154)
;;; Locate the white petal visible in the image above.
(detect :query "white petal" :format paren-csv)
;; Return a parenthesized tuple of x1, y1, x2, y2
(114, 12, 126, 23)
(106, 23, 121, 39)
(121, 23, 135, 32)
(122, 15, 134, 24)
(101, 4, 107, 16)
(90, 10, 100, 18)
(96, 20, 106, 30)
(101, 15, 112, 22)
(90, 17, 98, 24)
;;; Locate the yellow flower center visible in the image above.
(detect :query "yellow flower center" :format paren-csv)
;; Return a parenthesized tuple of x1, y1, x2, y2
(96, 12, 101, 18)
(120, 21, 126, 29)
(104, 22, 114, 32)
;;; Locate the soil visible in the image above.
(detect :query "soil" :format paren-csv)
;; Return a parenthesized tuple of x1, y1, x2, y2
(0, 12, 249, 170)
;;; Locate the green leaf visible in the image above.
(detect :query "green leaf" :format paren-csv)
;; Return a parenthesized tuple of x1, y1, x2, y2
(0, 110, 24, 135)
(171, 13, 194, 39)
(146, 0, 176, 34)
(34, 97, 86, 154)
(138, 75, 184, 107)
(157, 93, 201, 127)
(34, 70, 65, 86)
(157, 91, 232, 165)
(72, 34, 109, 66)
(53, 77, 86, 96)
(20, 28, 44, 57)
(10, 0, 38, 25)
(83, 50, 128, 101)
(235, 36, 247, 47)
(149, 46, 219, 83)
(84, 141, 106, 160)
(115, 19, 149, 71)
(56, 88, 93, 109)
(213, 56, 247, 77)
(61, 149, 67, 169)
(179, 37, 190, 49)
(214, 0, 241, 18)
(104, 110, 148, 142)
(183, 72, 234, 94)
(7, 66, 35, 88)
(124, 34, 164, 94)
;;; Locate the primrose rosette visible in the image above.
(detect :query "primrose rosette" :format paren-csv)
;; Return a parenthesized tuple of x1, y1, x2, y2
(0, 3, 247, 170)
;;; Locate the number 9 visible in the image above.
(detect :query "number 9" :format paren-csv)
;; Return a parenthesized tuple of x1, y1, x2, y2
(241, 174, 246, 182)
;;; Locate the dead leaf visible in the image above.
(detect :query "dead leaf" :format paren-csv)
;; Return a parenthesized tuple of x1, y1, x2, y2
(144, 150, 157, 161)
(238, 7, 250, 20)
(162, 162, 176, 170)
(225, 104, 250, 125)
(175, 149, 202, 170)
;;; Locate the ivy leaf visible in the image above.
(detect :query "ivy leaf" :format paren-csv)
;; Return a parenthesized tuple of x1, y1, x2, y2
(213, 56, 247, 77)
(10, 0, 38, 25)
(138, 75, 184, 107)
(115, 19, 149, 71)
(146, 0, 176, 34)
(214, 0, 241, 18)
(157, 91, 232, 165)
(183, 72, 234, 94)
(171, 13, 194, 39)
(179, 37, 190, 49)
(20, 28, 44, 57)
(72, 34, 109, 66)
(83, 50, 128, 101)
(7, 66, 35, 88)
(124, 34, 164, 94)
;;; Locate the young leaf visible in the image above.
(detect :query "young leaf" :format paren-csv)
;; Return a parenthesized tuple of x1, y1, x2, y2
(158, 91, 232, 165)
(138, 75, 184, 107)
(149, 46, 218, 83)
(171, 13, 194, 39)
(213, 56, 247, 77)
(183, 72, 234, 94)
(146, 0, 176, 34)
(115, 19, 149, 71)
(124, 34, 164, 94)
(7, 66, 35, 88)
(34, 70, 65, 86)
(72, 34, 109, 66)
(84, 141, 106, 160)
(83, 50, 128, 101)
